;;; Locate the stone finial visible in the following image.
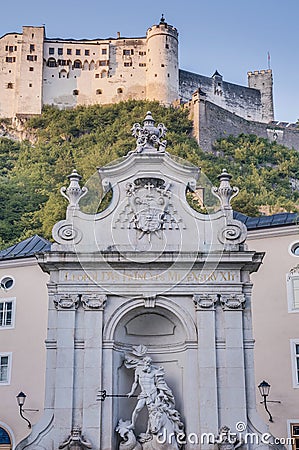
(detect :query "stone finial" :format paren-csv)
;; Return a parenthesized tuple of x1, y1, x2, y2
(212, 169, 239, 210)
(131, 111, 167, 153)
(61, 169, 88, 210)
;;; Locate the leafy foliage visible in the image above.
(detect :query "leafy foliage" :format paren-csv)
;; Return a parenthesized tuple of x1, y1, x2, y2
(0, 102, 299, 248)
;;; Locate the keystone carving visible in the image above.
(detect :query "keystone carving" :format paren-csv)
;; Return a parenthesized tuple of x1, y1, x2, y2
(193, 294, 218, 310)
(53, 294, 79, 310)
(59, 426, 92, 450)
(143, 295, 156, 308)
(81, 294, 107, 310)
(220, 294, 245, 310)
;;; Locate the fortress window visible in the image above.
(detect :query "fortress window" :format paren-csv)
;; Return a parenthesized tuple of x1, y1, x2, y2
(85, 49, 90, 56)
(123, 49, 130, 55)
(96, 89, 102, 95)
(154, 74, 157, 77)
(117, 88, 123, 94)
(27, 55, 37, 61)
(165, 44, 169, 49)
(131, 49, 134, 55)
(67, 48, 72, 55)
(101, 70, 107, 78)
(139, 63, 146, 67)
(102, 48, 107, 55)
(5, 57, 15, 63)
(73, 89, 79, 95)
(139, 51, 146, 56)
(49, 47, 55, 55)
(73, 60, 82, 69)
(59, 69, 68, 78)
(29, 83, 32, 87)
(6, 83, 13, 89)
(124, 62, 132, 67)
(95, 74, 99, 78)
(30, 44, 35, 52)
(58, 59, 67, 66)
(29, 67, 34, 71)
(99, 61, 107, 66)
(47, 58, 57, 67)
(76, 49, 81, 56)
(161, 64, 165, 67)
(58, 48, 63, 55)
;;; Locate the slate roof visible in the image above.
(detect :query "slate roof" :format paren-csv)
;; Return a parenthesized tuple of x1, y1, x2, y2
(0, 235, 51, 260)
(233, 211, 298, 230)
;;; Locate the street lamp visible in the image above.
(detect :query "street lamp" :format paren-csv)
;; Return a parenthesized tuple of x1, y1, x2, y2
(258, 381, 274, 422)
(16, 392, 31, 428)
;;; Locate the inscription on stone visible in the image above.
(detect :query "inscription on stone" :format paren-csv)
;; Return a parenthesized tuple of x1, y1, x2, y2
(60, 269, 239, 284)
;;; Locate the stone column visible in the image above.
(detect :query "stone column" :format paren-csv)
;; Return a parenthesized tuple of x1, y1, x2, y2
(81, 294, 107, 449)
(219, 293, 247, 429)
(194, 293, 219, 448)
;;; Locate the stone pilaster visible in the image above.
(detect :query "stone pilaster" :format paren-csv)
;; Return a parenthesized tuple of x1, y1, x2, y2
(218, 293, 247, 430)
(194, 294, 219, 447)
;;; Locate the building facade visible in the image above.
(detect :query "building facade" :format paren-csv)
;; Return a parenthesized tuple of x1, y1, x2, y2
(0, 236, 50, 449)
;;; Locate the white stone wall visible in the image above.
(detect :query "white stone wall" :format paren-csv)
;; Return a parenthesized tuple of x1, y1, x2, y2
(0, 33, 21, 118)
(15, 26, 44, 116)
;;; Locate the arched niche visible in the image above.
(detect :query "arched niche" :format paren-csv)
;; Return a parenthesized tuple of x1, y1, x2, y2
(102, 297, 197, 440)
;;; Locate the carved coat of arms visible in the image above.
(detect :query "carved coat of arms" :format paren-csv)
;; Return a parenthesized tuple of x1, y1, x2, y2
(127, 178, 171, 241)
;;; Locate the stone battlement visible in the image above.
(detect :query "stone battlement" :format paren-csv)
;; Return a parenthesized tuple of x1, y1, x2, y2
(248, 69, 272, 77)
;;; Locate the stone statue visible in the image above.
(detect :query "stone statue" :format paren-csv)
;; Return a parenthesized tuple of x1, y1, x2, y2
(116, 346, 185, 450)
(59, 427, 92, 450)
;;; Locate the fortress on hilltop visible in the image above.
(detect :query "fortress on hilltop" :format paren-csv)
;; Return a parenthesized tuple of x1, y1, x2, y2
(0, 15, 298, 150)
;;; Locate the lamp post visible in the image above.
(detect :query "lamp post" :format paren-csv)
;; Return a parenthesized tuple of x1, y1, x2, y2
(16, 392, 32, 429)
(258, 381, 273, 423)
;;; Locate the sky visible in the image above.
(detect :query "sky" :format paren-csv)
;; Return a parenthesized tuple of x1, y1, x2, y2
(1, 0, 298, 123)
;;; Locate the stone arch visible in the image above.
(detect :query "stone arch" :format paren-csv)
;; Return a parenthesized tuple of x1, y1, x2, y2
(103, 296, 196, 343)
(89, 60, 95, 70)
(83, 60, 89, 70)
(96, 89, 102, 95)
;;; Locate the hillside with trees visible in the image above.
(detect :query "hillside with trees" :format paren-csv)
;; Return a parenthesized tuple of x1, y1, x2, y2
(0, 100, 298, 248)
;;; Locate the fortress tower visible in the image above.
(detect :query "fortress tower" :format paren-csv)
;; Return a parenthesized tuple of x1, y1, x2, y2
(15, 26, 44, 116)
(247, 69, 274, 123)
(145, 15, 179, 105)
